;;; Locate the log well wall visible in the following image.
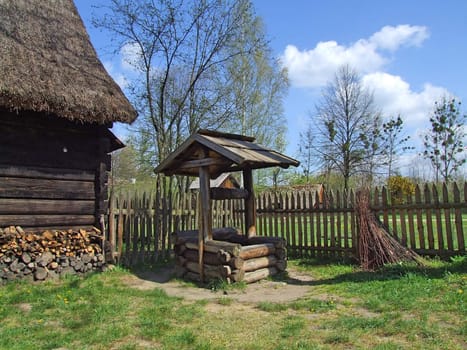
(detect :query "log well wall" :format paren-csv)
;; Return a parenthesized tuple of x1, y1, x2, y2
(172, 228, 287, 284)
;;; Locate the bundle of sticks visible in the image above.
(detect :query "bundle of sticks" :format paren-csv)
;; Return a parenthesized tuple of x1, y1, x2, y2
(355, 189, 421, 270)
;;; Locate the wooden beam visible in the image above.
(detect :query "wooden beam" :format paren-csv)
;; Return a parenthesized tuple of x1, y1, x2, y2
(198, 154, 212, 282)
(0, 214, 95, 227)
(243, 167, 256, 237)
(0, 165, 95, 181)
(177, 157, 231, 170)
(210, 188, 249, 200)
(0, 177, 95, 200)
(0, 199, 95, 215)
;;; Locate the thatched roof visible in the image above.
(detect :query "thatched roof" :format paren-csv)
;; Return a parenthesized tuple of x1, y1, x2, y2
(155, 129, 300, 178)
(0, 0, 137, 124)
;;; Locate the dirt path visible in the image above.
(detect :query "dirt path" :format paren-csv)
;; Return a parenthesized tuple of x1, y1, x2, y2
(121, 265, 316, 304)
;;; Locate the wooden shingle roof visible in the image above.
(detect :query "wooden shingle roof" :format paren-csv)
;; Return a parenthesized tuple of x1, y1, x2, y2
(154, 130, 300, 178)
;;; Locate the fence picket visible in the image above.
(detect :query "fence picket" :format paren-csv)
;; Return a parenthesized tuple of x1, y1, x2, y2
(432, 184, 444, 250)
(308, 191, 315, 249)
(453, 183, 465, 252)
(415, 185, 425, 250)
(443, 184, 454, 251)
(335, 189, 342, 249)
(381, 187, 389, 229)
(328, 190, 336, 248)
(315, 191, 322, 251)
(343, 189, 349, 249)
(424, 184, 435, 250)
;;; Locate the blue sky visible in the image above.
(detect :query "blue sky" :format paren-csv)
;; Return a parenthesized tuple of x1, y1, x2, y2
(75, 0, 467, 175)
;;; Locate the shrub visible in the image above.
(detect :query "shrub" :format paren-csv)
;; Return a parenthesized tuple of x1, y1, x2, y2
(387, 176, 415, 204)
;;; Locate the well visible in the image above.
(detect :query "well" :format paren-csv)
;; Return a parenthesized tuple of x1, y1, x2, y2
(172, 228, 286, 283)
(154, 129, 299, 283)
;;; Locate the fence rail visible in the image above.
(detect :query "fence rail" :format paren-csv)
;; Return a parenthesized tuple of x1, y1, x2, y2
(107, 182, 467, 266)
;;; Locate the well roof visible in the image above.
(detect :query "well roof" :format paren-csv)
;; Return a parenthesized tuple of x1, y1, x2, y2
(0, 0, 137, 124)
(154, 130, 300, 178)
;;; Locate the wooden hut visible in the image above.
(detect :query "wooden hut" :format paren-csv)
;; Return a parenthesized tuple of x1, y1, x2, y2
(189, 173, 241, 191)
(155, 129, 299, 283)
(0, 0, 137, 232)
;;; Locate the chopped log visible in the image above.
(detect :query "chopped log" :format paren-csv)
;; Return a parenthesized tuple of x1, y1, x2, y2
(185, 271, 201, 282)
(34, 267, 48, 281)
(217, 249, 231, 263)
(230, 269, 245, 282)
(184, 239, 241, 257)
(239, 243, 275, 260)
(176, 255, 187, 267)
(275, 248, 286, 260)
(243, 267, 278, 284)
(205, 240, 241, 257)
(228, 257, 244, 270)
(185, 261, 231, 279)
(243, 255, 278, 272)
(174, 265, 187, 278)
(173, 243, 186, 256)
(276, 259, 287, 271)
(248, 236, 286, 249)
(184, 249, 223, 266)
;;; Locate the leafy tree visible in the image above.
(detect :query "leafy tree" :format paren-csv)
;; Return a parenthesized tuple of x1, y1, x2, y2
(304, 65, 380, 190)
(222, 13, 288, 148)
(422, 97, 466, 183)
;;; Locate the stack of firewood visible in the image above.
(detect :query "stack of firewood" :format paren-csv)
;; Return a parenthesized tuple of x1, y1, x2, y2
(172, 228, 287, 284)
(0, 226, 107, 283)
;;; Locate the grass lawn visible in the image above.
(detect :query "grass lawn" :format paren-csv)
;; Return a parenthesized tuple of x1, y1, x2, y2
(0, 257, 466, 350)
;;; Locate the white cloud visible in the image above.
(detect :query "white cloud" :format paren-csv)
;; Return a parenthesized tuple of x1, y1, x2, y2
(103, 60, 129, 90)
(282, 40, 385, 87)
(369, 25, 429, 51)
(362, 72, 449, 127)
(281, 24, 429, 88)
(120, 42, 142, 71)
(281, 23, 446, 150)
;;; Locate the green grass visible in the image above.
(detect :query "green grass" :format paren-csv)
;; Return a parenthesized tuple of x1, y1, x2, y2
(0, 257, 466, 349)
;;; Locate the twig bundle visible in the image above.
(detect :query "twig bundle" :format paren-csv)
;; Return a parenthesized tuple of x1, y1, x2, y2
(355, 188, 420, 270)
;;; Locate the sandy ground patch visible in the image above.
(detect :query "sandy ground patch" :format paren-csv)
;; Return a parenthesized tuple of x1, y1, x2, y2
(121, 265, 316, 304)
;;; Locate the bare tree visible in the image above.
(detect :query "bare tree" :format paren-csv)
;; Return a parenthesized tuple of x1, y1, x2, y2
(94, 0, 288, 193)
(381, 115, 412, 178)
(95, 0, 258, 162)
(305, 65, 380, 190)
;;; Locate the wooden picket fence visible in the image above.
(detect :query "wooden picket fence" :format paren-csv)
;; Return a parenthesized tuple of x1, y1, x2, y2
(107, 182, 467, 266)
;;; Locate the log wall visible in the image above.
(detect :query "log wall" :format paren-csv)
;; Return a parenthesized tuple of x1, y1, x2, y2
(0, 111, 113, 231)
